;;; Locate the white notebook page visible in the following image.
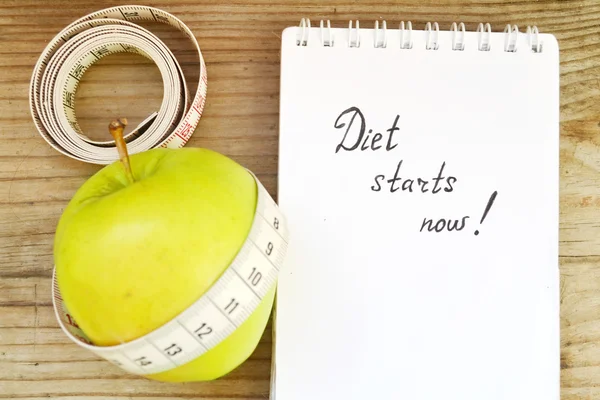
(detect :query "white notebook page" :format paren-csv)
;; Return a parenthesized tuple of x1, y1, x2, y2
(274, 23, 560, 400)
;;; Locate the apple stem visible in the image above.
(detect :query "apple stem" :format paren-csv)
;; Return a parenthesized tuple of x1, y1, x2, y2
(108, 118, 135, 184)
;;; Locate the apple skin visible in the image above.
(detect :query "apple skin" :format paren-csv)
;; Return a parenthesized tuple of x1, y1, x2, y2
(54, 147, 275, 382)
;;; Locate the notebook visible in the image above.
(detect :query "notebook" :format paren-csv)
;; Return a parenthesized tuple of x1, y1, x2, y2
(272, 19, 560, 400)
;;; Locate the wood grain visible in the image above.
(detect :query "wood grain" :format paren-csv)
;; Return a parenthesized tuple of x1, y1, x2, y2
(1, 0, 599, 398)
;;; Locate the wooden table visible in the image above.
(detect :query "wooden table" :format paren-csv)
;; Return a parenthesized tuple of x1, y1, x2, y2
(1, 0, 598, 398)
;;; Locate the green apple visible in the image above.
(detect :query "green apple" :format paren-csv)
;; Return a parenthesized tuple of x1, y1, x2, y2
(53, 119, 275, 382)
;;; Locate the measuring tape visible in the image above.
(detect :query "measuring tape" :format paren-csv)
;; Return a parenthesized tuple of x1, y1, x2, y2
(29, 5, 207, 164)
(52, 172, 289, 375)
(34, 5, 291, 376)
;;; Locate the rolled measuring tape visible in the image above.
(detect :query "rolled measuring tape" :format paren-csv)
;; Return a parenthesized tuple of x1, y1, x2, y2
(29, 5, 207, 164)
(36, 6, 291, 376)
(52, 173, 289, 375)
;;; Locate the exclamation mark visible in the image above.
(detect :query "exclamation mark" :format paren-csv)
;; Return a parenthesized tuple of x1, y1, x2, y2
(474, 191, 498, 236)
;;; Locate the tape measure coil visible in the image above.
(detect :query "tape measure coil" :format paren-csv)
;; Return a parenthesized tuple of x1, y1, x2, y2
(29, 5, 207, 164)
(38, 5, 291, 377)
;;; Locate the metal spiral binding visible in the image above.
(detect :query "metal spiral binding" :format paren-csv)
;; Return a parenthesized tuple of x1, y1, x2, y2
(348, 20, 360, 47)
(504, 24, 519, 52)
(451, 22, 466, 51)
(527, 25, 542, 52)
(477, 23, 492, 51)
(295, 19, 543, 53)
(320, 20, 333, 46)
(400, 21, 413, 49)
(425, 22, 439, 50)
(374, 20, 387, 48)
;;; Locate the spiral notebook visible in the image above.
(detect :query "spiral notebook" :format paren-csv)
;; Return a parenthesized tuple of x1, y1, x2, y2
(272, 19, 560, 400)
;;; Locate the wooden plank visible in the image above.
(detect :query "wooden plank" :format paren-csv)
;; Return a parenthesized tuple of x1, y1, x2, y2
(0, 398, 261, 400)
(0, 340, 271, 363)
(0, 359, 270, 380)
(0, 378, 270, 398)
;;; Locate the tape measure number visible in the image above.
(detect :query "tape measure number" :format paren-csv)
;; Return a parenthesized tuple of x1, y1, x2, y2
(29, 5, 207, 164)
(52, 173, 289, 375)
